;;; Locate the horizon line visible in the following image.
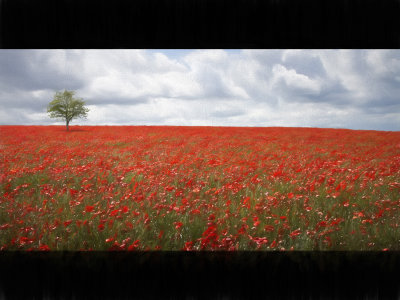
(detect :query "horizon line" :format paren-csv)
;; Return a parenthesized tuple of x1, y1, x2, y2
(0, 124, 398, 132)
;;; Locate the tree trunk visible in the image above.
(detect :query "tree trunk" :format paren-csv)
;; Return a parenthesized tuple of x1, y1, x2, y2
(66, 120, 69, 131)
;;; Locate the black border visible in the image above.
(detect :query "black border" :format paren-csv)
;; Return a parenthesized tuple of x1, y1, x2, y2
(1, 0, 400, 48)
(1, 251, 400, 299)
(1, 0, 400, 298)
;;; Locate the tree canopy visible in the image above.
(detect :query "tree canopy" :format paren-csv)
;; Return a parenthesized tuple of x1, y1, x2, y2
(47, 90, 89, 131)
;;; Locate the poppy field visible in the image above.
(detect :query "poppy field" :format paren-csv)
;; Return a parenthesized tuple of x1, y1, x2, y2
(0, 125, 399, 251)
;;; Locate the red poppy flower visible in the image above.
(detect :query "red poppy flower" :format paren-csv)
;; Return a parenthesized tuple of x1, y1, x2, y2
(85, 205, 95, 213)
(0, 224, 11, 230)
(69, 189, 78, 197)
(264, 225, 274, 232)
(289, 229, 301, 239)
(63, 220, 73, 227)
(183, 241, 194, 251)
(128, 240, 140, 251)
(39, 244, 50, 251)
(110, 209, 119, 216)
(174, 222, 183, 230)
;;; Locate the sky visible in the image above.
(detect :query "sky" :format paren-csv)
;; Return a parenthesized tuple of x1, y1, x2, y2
(0, 49, 399, 131)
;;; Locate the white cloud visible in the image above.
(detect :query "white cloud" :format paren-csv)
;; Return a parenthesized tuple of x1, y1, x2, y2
(0, 49, 399, 131)
(271, 64, 321, 94)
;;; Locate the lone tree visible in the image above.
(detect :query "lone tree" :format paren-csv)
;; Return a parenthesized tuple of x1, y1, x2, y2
(47, 90, 89, 131)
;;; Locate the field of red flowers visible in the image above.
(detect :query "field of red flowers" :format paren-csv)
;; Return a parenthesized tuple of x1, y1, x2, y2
(1, 125, 399, 251)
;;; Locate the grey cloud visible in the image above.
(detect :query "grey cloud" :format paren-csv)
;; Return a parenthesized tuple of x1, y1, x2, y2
(0, 90, 54, 111)
(342, 50, 400, 110)
(282, 52, 327, 79)
(210, 106, 245, 118)
(0, 49, 399, 130)
(196, 68, 231, 99)
(300, 80, 351, 106)
(85, 50, 188, 76)
(84, 95, 151, 106)
(272, 77, 319, 98)
(246, 50, 400, 116)
(361, 102, 400, 115)
(319, 50, 400, 111)
(0, 50, 85, 93)
(243, 50, 283, 69)
(0, 106, 53, 125)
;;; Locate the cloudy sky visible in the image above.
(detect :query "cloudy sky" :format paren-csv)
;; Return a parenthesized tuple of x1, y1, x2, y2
(0, 49, 399, 130)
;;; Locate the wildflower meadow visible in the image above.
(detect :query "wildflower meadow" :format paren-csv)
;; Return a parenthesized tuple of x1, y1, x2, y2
(1, 125, 399, 251)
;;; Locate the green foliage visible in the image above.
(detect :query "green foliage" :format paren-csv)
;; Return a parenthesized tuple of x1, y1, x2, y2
(47, 90, 89, 130)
